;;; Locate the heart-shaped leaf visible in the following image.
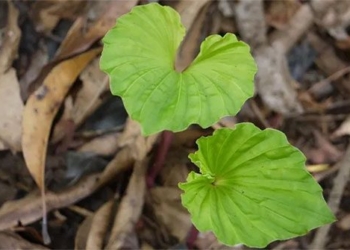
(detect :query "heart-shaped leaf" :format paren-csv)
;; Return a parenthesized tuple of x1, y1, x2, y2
(179, 123, 335, 247)
(100, 3, 257, 135)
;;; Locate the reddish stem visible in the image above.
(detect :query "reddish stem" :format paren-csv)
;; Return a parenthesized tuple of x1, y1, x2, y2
(186, 225, 199, 249)
(146, 130, 174, 188)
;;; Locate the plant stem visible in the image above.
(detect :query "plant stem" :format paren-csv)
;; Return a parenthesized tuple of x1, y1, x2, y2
(146, 130, 174, 188)
(186, 225, 199, 249)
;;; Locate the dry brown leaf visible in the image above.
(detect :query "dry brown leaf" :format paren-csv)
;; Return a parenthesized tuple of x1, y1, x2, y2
(0, 0, 21, 74)
(0, 174, 100, 231)
(96, 119, 158, 187)
(23, 0, 137, 102)
(265, 0, 301, 29)
(159, 149, 190, 187)
(255, 46, 304, 114)
(22, 48, 100, 242)
(30, 0, 87, 33)
(305, 130, 343, 164)
(195, 231, 244, 250)
(85, 200, 115, 249)
(105, 159, 148, 249)
(175, 0, 211, 71)
(0, 230, 48, 250)
(74, 200, 118, 249)
(149, 187, 191, 242)
(308, 32, 350, 95)
(55, 0, 137, 60)
(19, 43, 48, 100)
(22, 48, 100, 190)
(51, 96, 74, 146)
(337, 214, 350, 230)
(0, 69, 24, 152)
(52, 58, 109, 143)
(0, 120, 155, 245)
(74, 58, 109, 125)
(332, 115, 350, 138)
(74, 212, 93, 250)
(78, 132, 121, 156)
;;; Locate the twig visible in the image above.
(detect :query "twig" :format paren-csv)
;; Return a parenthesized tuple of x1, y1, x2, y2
(309, 143, 350, 249)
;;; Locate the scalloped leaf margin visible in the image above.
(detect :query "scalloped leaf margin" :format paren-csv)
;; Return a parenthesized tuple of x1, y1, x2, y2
(100, 3, 257, 135)
(179, 123, 335, 247)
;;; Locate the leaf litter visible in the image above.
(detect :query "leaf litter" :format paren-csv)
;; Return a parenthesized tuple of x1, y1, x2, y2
(0, 0, 350, 249)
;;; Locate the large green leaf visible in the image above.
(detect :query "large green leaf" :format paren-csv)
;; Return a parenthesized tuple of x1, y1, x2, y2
(179, 123, 335, 247)
(100, 3, 257, 135)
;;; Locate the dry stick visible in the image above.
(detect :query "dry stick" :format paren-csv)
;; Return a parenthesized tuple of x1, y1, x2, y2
(310, 145, 350, 249)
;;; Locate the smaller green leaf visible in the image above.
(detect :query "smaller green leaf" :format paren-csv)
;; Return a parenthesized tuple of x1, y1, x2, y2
(179, 123, 335, 247)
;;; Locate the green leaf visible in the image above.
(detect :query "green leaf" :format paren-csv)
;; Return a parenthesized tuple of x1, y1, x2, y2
(100, 3, 257, 135)
(179, 123, 335, 248)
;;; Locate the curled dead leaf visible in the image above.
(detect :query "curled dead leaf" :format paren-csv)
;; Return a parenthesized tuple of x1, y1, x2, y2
(22, 48, 101, 190)
(22, 48, 101, 243)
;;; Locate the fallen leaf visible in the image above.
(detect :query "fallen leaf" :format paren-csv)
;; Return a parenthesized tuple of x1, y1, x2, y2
(0, 132, 149, 232)
(51, 96, 74, 147)
(24, 0, 137, 102)
(0, 0, 21, 74)
(175, 0, 211, 71)
(0, 174, 100, 231)
(0, 230, 48, 250)
(265, 0, 301, 30)
(52, 58, 109, 143)
(74, 212, 93, 250)
(0, 69, 24, 152)
(74, 58, 109, 125)
(22, 48, 100, 243)
(30, 0, 87, 33)
(332, 115, 350, 138)
(305, 130, 343, 164)
(195, 231, 244, 250)
(78, 132, 121, 156)
(337, 214, 350, 230)
(22, 48, 100, 190)
(19, 42, 48, 100)
(105, 159, 148, 249)
(149, 187, 191, 242)
(55, 0, 138, 60)
(81, 200, 115, 249)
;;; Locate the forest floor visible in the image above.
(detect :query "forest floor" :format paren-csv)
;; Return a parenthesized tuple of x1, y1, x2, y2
(0, 0, 350, 249)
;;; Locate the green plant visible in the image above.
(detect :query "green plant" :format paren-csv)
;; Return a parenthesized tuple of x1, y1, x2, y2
(100, 3, 335, 248)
